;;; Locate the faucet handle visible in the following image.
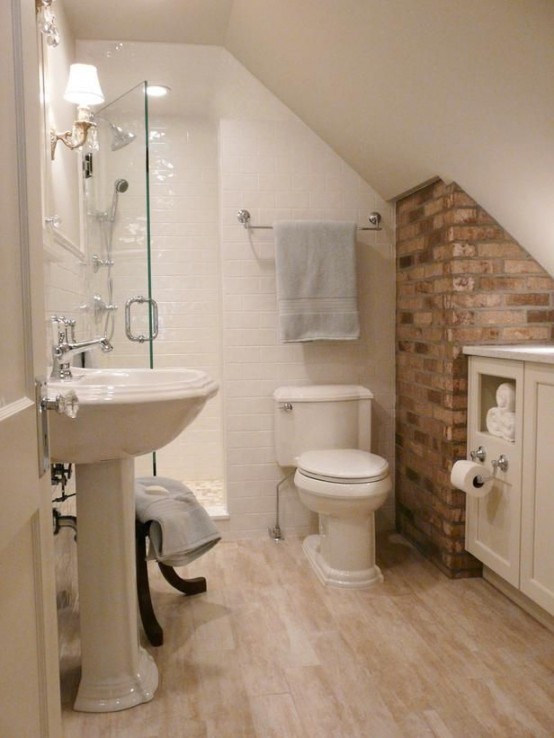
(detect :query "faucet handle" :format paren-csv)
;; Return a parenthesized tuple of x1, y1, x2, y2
(65, 318, 76, 342)
(50, 315, 67, 344)
(50, 314, 66, 330)
(51, 315, 77, 342)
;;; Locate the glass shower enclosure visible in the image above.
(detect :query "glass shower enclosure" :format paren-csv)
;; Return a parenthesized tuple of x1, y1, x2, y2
(83, 82, 224, 509)
(85, 82, 154, 373)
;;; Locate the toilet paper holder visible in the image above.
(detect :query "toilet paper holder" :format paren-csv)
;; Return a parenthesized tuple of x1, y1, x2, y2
(491, 454, 509, 473)
(470, 446, 509, 473)
(470, 446, 486, 462)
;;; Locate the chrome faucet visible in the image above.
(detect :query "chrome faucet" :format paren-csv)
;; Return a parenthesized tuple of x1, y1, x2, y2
(50, 316, 113, 380)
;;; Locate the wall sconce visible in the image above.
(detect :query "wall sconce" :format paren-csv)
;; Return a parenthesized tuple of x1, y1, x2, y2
(50, 64, 104, 160)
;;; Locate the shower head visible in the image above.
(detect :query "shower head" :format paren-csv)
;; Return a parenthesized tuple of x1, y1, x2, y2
(114, 178, 129, 193)
(110, 123, 136, 151)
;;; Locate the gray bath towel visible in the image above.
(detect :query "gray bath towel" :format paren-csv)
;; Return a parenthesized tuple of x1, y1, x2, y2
(274, 220, 360, 342)
(135, 476, 221, 567)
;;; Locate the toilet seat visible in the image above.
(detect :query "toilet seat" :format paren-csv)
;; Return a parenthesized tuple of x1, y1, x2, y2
(297, 449, 389, 484)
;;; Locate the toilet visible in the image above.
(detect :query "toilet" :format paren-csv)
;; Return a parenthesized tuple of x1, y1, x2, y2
(273, 385, 391, 589)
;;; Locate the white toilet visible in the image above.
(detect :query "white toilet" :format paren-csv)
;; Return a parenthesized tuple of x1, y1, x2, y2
(273, 385, 391, 589)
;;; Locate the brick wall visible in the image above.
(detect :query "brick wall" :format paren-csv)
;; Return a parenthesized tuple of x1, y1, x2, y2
(396, 180, 554, 577)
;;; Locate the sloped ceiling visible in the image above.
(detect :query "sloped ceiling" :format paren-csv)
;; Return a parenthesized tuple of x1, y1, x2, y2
(62, 0, 234, 45)
(64, 0, 554, 275)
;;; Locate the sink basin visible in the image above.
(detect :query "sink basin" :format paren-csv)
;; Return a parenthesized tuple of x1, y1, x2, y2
(45, 366, 218, 713)
(48, 366, 218, 463)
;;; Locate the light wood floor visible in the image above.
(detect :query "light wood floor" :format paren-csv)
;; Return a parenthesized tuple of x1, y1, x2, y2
(60, 533, 554, 737)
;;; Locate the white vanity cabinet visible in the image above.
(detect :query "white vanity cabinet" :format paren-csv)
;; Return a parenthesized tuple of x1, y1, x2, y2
(521, 364, 554, 615)
(464, 347, 554, 620)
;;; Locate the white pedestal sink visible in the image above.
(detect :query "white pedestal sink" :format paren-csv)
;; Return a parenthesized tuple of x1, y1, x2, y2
(47, 367, 218, 712)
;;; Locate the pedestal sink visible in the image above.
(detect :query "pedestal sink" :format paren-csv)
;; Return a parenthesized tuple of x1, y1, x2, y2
(47, 367, 218, 712)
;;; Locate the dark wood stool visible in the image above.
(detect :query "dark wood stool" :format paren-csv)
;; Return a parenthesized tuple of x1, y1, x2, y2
(135, 520, 207, 646)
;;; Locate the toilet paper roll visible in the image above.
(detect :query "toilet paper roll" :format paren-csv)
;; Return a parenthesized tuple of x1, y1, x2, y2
(450, 460, 493, 498)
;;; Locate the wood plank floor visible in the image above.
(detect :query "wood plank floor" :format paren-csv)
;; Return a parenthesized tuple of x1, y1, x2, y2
(60, 533, 554, 737)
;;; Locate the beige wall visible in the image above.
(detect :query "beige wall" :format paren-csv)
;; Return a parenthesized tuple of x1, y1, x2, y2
(225, 0, 554, 280)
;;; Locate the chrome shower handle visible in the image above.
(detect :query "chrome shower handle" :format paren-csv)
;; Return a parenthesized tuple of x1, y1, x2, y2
(125, 295, 159, 343)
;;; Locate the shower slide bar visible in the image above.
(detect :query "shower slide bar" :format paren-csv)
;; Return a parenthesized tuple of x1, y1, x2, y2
(236, 208, 382, 231)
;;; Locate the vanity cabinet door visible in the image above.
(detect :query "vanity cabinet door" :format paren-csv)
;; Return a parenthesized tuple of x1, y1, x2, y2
(520, 364, 554, 616)
(466, 357, 523, 587)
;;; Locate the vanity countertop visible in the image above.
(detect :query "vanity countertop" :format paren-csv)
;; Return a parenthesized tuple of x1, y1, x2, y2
(463, 344, 554, 364)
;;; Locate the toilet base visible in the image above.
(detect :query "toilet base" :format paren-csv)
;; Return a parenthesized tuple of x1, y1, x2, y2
(303, 534, 384, 589)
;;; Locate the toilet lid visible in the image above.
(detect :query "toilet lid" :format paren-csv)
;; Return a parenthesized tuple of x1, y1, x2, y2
(297, 449, 389, 484)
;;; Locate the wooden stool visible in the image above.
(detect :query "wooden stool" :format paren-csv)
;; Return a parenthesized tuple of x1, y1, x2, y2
(135, 520, 207, 646)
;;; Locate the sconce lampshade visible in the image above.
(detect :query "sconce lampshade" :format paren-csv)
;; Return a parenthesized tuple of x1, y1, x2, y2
(63, 64, 104, 107)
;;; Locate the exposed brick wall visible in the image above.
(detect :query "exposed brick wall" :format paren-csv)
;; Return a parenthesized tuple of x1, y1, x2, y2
(396, 180, 554, 578)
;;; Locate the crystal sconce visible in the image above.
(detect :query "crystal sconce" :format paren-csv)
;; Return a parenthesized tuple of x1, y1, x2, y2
(36, 0, 60, 47)
(50, 64, 105, 160)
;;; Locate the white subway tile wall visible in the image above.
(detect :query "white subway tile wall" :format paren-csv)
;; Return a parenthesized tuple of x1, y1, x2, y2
(43, 241, 89, 366)
(219, 114, 396, 537)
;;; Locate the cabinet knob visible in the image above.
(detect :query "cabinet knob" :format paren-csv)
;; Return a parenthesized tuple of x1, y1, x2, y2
(470, 446, 486, 462)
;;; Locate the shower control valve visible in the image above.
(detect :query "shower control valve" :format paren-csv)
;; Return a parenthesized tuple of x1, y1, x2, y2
(279, 402, 293, 412)
(92, 254, 114, 272)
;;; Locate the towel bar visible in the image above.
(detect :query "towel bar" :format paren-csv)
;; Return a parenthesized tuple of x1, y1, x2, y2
(236, 208, 382, 231)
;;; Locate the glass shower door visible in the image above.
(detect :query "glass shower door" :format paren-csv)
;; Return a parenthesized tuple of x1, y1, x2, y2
(82, 81, 225, 502)
(83, 81, 154, 370)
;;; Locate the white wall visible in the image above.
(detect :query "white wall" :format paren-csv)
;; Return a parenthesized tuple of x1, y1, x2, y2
(71, 41, 396, 537)
(219, 116, 395, 536)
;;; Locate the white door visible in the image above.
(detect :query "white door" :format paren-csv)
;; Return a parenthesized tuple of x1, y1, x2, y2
(0, 1, 62, 735)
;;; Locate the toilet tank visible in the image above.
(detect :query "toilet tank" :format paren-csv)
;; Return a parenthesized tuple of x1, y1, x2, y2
(273, 385, 373, 467)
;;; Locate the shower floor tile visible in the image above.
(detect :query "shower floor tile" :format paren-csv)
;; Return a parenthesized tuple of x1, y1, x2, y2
(184, 478, 227, 517)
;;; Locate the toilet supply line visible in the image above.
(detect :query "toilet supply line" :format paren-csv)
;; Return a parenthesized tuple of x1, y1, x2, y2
(269, 471, 294, 542)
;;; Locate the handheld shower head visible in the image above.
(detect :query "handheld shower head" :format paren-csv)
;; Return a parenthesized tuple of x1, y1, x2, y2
(114, 178, 129, 193)
(109, 178, 129, 221)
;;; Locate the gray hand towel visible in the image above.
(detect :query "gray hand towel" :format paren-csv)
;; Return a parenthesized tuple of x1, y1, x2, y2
(274, 220, 360, 342)
(135, 476, 221, 567)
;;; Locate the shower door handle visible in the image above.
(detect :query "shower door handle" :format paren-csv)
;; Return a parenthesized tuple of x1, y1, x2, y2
(125, 295, 159, 343)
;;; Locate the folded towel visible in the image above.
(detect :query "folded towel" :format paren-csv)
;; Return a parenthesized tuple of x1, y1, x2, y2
(274, 220, 360, 342)
(135, 476, 221, 567)
(485, 382, 516, 442)
(486, 407, 516, 442)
